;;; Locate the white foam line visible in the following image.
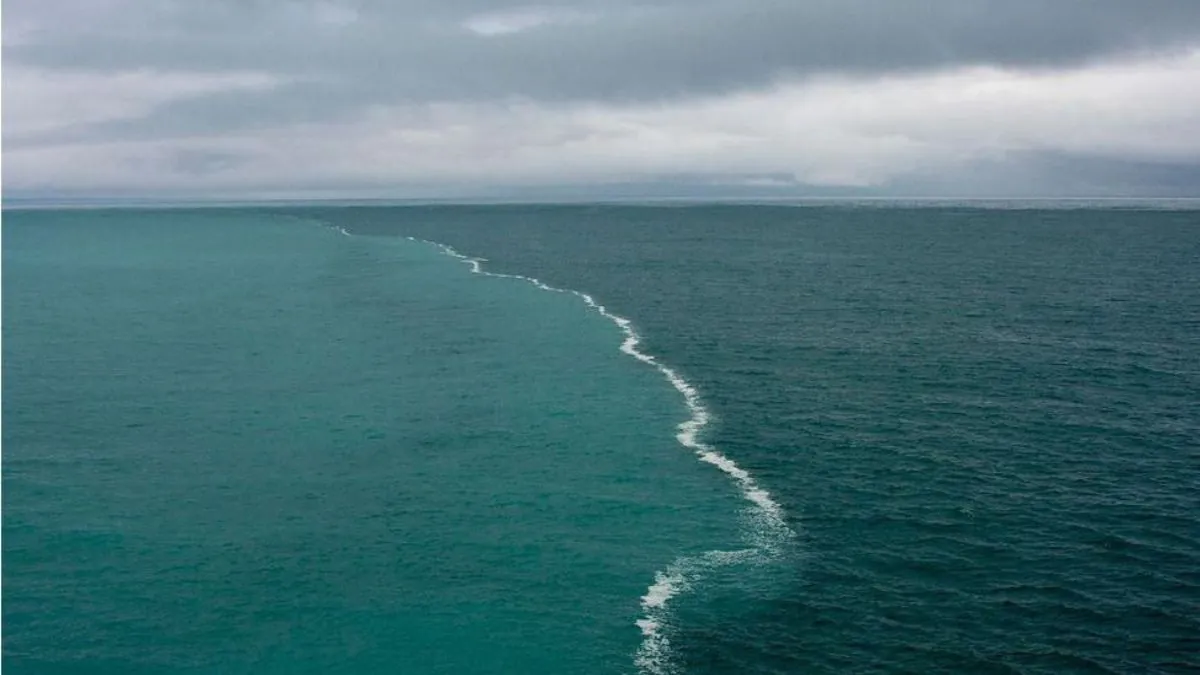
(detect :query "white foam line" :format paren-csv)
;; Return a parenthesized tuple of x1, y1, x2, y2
(404, 235, 796, 675)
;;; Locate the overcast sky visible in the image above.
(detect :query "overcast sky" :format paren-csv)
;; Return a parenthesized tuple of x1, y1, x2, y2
(4, 0, 1200, 199)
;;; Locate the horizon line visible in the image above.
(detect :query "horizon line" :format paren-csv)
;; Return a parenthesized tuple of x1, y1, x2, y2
(5, 195, 1200, 212)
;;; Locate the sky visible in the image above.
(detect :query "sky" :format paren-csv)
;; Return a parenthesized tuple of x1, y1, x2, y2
(4, 0, 1200, 200)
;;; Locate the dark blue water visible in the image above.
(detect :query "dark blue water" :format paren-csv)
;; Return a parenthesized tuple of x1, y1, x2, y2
(5, 203, 1199, 674)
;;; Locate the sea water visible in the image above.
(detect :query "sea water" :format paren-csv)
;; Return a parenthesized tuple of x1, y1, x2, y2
(321, 202, 1200, 674)
(3, 208, 766, 674)
(5, 203, 1199, 674)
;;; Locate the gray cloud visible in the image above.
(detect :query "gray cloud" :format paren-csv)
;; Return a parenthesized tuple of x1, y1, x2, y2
(8, 0, 1200, 103)
(4, 0, 1200, 197)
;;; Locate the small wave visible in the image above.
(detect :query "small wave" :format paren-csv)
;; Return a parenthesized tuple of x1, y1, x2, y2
(322, 223, 354, 237)
(402, 235, 797, 675)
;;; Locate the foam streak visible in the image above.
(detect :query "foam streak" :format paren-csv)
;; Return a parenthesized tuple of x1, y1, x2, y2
(405, 235, 795, 675)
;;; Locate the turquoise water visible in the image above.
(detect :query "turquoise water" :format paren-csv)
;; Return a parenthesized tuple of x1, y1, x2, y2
(5, 204, 1200, 674)
(3, 209, 763, 674)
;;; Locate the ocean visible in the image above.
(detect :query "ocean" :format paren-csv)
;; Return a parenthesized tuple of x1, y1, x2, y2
(3, 203, 1198, 674)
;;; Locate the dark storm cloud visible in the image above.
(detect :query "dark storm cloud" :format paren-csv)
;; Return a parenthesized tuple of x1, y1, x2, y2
(7, 0, 1200, 104)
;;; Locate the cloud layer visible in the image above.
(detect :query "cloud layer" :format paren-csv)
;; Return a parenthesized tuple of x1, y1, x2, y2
(5, 0, 1200, 197)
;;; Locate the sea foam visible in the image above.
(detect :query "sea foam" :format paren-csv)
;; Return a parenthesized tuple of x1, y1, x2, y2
(405, 235, 796, 675)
